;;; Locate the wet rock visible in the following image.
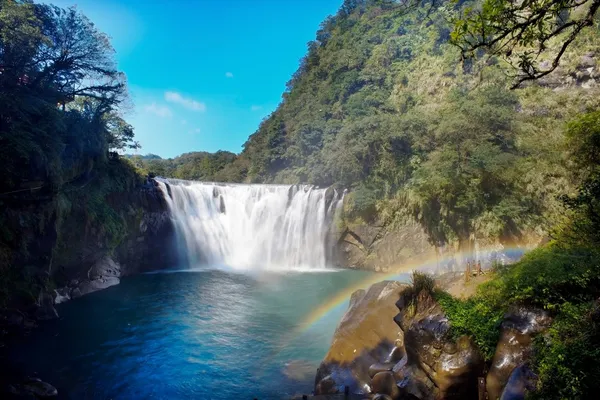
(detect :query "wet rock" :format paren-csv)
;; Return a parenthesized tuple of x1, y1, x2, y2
(385, 346, 405, 363)
(219, 195, 226, 214)
(371, 371, 400, 399)
(499, 364, 537, 400)
(314, 281, 408, 395)
(369, 362, 396, 378)
(324, 187, 336, 210)
(486, 308, 550, 400)
(73, 276, 120, 298)
(314, 375, 337, 395)
(88, 256, 121, 280)
(394, 289, 483, 399)
(394, 362, 433, 400)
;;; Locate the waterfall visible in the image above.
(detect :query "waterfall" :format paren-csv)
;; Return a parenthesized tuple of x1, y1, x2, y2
(156, 179, 343, 270)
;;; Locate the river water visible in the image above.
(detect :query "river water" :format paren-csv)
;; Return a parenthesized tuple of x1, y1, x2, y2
(10, 268, 388, 399)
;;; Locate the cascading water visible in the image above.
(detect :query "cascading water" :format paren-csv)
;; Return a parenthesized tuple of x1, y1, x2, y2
(156, 179, 343, 270)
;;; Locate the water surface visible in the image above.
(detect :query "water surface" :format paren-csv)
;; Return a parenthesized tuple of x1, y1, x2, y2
(11, 268, 378, 399)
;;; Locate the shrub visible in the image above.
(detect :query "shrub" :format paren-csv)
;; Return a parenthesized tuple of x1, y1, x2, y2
(411, 270, 435, 294)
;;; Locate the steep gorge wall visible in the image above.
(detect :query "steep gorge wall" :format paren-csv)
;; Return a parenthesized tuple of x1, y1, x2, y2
(0, 169, 177, 311)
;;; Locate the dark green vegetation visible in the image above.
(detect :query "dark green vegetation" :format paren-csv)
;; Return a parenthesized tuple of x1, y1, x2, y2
(0, 0, 143, 307)
(433, 107, 600, 399)
(144, 0, 600, 251)
(452, 0, 600, 86)
(127, 151, 245, 182)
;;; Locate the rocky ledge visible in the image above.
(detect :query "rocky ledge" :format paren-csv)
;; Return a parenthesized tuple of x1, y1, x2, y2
(315, 281, 551, 400)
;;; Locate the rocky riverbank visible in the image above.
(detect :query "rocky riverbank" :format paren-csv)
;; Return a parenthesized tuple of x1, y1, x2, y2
(314, 277, 551, 400)
(0, 175, 177, 398)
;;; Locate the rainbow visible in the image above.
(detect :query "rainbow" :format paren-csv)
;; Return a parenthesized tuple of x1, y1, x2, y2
(295, 245, 531, 335)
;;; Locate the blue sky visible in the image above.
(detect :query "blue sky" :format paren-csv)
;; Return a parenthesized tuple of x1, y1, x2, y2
(48, 0, 342, 158)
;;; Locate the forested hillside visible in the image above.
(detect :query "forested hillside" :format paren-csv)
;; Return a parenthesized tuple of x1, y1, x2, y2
(127, 151, 245, 182)
(0, 0, 166, 308)
(144, 0, 600, 250)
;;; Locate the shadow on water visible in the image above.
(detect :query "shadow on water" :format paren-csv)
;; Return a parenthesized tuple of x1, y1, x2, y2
(3, 268, 374, 400)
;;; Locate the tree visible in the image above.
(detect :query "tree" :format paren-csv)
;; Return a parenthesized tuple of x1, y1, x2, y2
(0, 0, 134, 187)
(406, 85, 528, 248)
(451, 0, 600, 87)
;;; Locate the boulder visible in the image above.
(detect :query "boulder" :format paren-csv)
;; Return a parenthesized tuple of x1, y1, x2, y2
(88, 256, 121, 280)
(486, 308, 550, 400)
(394, 289, 484, 399)
(314, 281, 408, 395)
(394, 362, 434, 400)
(499, 364, 537, 400)
(371, 371, 400, 399)
(369, 362, 396, 378)
(73, 276, 120, 298)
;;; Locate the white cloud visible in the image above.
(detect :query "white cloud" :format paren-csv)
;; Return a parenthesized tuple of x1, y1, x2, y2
(165, 91, 206, 112)
(225, 72, 234, 78)
(251, 105, 263, 111)
(144, 103, 172, 118)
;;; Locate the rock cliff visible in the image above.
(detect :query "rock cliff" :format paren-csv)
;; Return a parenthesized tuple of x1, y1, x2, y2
(315, 281, 551, 400)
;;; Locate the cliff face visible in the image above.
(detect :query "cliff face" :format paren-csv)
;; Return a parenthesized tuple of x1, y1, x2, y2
(315, 281, 550, 400)
(0, 167, 177, 315)
(334, 215, 542, 272)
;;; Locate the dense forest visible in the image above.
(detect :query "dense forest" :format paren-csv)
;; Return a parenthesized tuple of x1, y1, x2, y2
(140, 0, 600, 249)
(0, 0, 148, 308)
(126, 151, 244, 182)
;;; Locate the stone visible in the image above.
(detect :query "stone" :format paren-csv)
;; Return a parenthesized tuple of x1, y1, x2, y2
(369, 362, 396, 378)
(371, 371, 400, 399)
(88, 256, 121, 280)
(314, 281, 408, 395)
(394, 288, 483, 399)
(73, 276, 120, 298)
(486, 308, 550, 400)
(499, 364, 537, 400)
(315, 375, 337, 395)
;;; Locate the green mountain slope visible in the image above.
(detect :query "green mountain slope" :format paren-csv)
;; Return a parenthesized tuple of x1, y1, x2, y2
(234, 0, 600, 247)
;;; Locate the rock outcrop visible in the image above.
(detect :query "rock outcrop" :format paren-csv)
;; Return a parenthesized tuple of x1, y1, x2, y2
(315, 282, 485, 399)
(393, 289, 484, 399)
(315, 281, 408, 395)
(337, 221, 435, 272)
(314, 277, 555, 400)
(486, 308, 551, 400)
